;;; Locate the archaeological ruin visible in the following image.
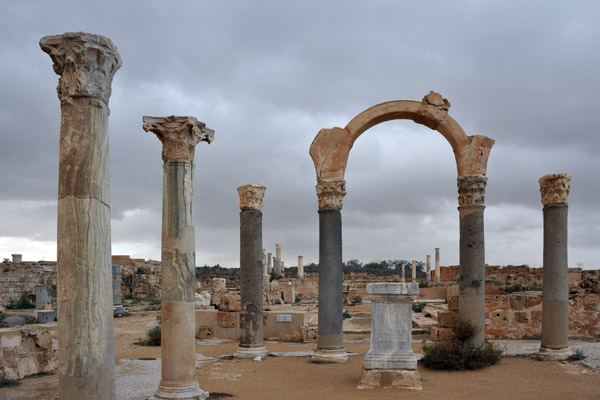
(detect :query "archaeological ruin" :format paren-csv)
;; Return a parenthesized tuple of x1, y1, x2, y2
(0, 30, 598, 400)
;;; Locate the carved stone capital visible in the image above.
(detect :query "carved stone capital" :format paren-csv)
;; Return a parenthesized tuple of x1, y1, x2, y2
(316, 180, 346, 209)
(539, 173, 571, 205)
(142, 116, 214, 162)
(40, 32, 122, 104)
(237, 183, 266, 211)
(457, 175, 487, 206)
(415, 91, 451, 129)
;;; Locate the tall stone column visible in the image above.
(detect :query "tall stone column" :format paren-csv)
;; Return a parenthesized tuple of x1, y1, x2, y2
(400, 263, 406, 282)
(275, 243, 282, 275)
(298, 255, 304, 278)
(411, 260, 417, 280)
(40, 32, 121, 400)
(457, 175, 487, 346)
(235, 184, 269, 359)
(538, 173, 573, 360)
(262, 249, 268, 276)
(267, 252, 273, 275)
(435, 248, 440, 282)
(313, 180, 348, 363)
(426, 255, 431, 282)
(143, 116, 214, 399)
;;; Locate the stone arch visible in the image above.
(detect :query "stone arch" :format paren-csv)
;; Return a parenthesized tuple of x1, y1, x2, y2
(309, 92, 495, 362)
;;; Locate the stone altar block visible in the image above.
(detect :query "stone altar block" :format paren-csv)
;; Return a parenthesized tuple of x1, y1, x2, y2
(359, 282, 422, 390)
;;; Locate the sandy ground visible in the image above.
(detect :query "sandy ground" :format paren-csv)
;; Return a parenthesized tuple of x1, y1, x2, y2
(2, 309, 599, 400)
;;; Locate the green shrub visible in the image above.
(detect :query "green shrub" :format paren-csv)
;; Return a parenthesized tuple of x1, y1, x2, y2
(424, 313, 432, 318)
(504, 284, 525, 294)
(137, 325, 161, 346)
(0, 378, 21, 388)
(208, 393, 234, 399)
(422, 320, 502, 370)
(528, 285, 543, 291)
(350, 295, 362, 304)
(567, 350, 586, 362)
(343, 311, 352, 319)
(412, 302, 425, 313)
(27, 371, 53, 378)
(148, 298, 161, 305)
(6, 291, 35, 310)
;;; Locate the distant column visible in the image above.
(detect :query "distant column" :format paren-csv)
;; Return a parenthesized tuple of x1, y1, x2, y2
(275, 243, 282, 275)
(538, 173, 573, 360)
(235, 184, 269, 359)
(267, 252, 273, 275)
(298, 255, 304, 278)
(313, 180, 348, 363)
(435, 248, 440, 282)
(426, 255, 431, 282)
(411, 260, 417, 280)
(40, 31, 121, 400)
(457, 175, 487, 347)
(143, 115, 214, 399)
(11, 254, 22, 263)
(262, 249, 268, 276)
(400, 263, 406, 282)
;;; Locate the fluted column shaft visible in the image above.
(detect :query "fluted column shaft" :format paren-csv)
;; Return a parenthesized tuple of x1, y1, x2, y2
(457, 175, 487, 347)
(235, 184, 268, 358)
(143, 116, 213, 400)
(313, 180, 347, 362)
(539, 173, 572, 359)
(40, 31, 121, 400)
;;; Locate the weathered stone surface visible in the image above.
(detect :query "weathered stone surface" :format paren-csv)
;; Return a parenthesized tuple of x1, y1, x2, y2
(0, 316, 25, 328)
(237, 183, 266, 211)
(457, 174, 487, 206)
(39, 32, 122, 104)
(19, 314, 36, 324)
(196, 326, 214, 339)
(539, 173, 571, 206)
(315, 180, 346, 210)
(437, 311, 459, 328)
(143, 115, 213, 162)
(35, 285, 52, 310)
(217, 311, 237, 328)
(220, 293, 241, 312)
(358, 369, 422, 390)
(37, 310, 56, 324)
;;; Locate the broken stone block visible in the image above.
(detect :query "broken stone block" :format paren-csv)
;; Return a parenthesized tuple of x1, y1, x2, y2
(0, 316, 26, 328)
(220, 294, 241, 312)
(20, 314, 36, 324)
(37, 310, 56, 324)
(196, 326, 214, 339)
(217, 311, 237, 328)
(437, 311, 459, 328)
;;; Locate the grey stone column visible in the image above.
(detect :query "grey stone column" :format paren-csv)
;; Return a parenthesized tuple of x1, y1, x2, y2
(267, 252, 272, 275)
(40, 32, 121, 400)
(298, 255, 304, 279)
(143, 116, 214, 400)
(411, 260, 417, 280)
(235, 184, 268, 359)
(435, 248, 440, 282)
(426, 255, 431, 282)
(262, 249, 268, 276)
(313, 180, 348, 363)
(538, 173, 573, 360)
(275, 243, 282, 275)
(400, 263, 406, 282)
(112, 265, 124, 317)
(457, 175, 487, 347)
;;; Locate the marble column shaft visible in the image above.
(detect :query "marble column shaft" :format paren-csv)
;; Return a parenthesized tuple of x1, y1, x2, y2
(426, 255, 431, 282)
(314, 180, 347, 362)
(435, 248, 440, 282)
(267, 252, 272, 275)
(40, 31, 121, 400)
(457, 175, 487, 347)
(143, 116, 213, 400)
(275, 243, 282, 275)
(539, 173, 572, 354)
(411, 260, 417, 280)
(400, 263, 406, 282)
(235, 184, 268, 358)
(298, 255, 304, 278)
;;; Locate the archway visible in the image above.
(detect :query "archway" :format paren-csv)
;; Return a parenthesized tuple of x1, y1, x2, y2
(309, 91, 494, 362)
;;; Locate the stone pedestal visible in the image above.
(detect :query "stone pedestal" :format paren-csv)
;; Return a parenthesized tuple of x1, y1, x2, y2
(537, 173, 573, 360)
(143, 116, 214, 400)
(41, 31, 121, 400)
(434, 248, 440, 282)
(359, 282, 421, 390)
(457, 175, 487, 347)
(313, 180, 347, 363)
(234, 184, 268, 359)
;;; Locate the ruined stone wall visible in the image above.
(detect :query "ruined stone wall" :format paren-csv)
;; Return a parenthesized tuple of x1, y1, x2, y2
(113, 255, 161, 299)
(0, 263, 56, 306)
(0, 324, 58, 379)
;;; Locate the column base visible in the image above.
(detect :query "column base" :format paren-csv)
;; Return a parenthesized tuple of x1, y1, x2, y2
(234, 346, 269, 359)
(364, 351, 417, 370)
(154, 382, 207, 399)
(312, 348, 348, 363)
(536, 346, 573, 361)
(358, 369, 422, 390)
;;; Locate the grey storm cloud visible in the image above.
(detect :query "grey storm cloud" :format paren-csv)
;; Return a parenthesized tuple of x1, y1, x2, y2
(0, 1, 598, 269)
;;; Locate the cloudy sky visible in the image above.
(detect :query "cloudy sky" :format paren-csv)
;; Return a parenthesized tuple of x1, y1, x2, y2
(0, 1, 598, 269)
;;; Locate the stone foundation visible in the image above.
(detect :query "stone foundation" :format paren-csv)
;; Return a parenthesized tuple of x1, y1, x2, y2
(358, 369, 422, 390)
(0, 324, 58, 379)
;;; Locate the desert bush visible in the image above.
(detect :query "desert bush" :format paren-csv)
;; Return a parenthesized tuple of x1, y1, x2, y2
(567, 350, 586, 362)
(6, 291, 35, 310)
(422, 320, 502, 370)
(412, 302, 426, 313)
(504, 284, 525, 294)
(137, 325, 161, 346)
(0, 378, 21, 388)
(350, 295, 362, 304)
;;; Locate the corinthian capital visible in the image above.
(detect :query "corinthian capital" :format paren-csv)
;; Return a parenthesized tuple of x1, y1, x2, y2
(237, 183, 266, 211)
(142, 116, 214, 162)
(40, 32, 122, 104)
(539, 173, 571, 206)
(316, 180, 346, 209)
(457, 175, 487, 206)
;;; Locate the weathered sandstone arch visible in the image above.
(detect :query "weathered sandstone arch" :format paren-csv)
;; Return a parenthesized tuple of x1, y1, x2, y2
(310, 92, 494, 361)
